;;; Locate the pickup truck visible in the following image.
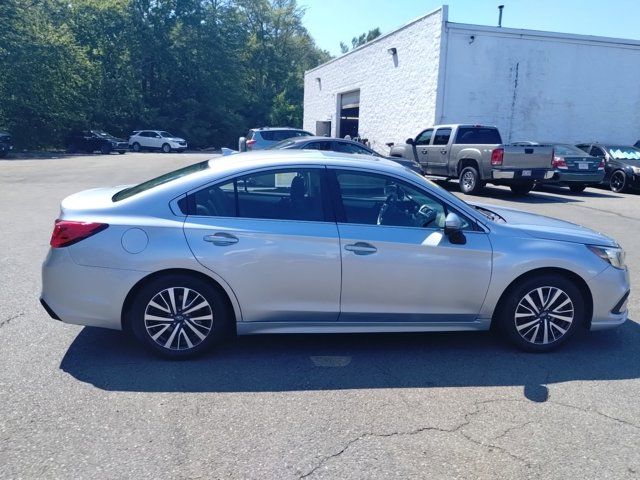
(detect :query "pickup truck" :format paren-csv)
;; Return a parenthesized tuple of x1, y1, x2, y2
(390, 124, 554, 194)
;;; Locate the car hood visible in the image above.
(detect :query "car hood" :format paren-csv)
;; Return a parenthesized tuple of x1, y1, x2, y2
(473, 203, 618, 247)
(165, 137, 185, 142)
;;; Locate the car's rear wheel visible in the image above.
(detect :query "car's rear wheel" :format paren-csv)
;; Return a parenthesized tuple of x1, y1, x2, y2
(610, 170, 627, 193)
(569, 184, 586, 193)
(459, 166, 483, 194)
(130, 274, 233, 359)
(132, 142, 141, 152)
(162, 143, 171, 153)
(510, 181, 534, 195)
(498, 274, 584, 352)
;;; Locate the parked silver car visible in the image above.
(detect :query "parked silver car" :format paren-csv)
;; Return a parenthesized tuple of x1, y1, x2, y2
(41, 151, 630, 358)
(239, 127, 312, 152)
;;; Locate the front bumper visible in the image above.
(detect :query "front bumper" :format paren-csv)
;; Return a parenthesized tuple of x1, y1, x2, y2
(627, 172, 640, 190)
(41, 248, 146, 330)
(492, 169, 553, 181)
(587, 265, 630, 330)
(544, 170, 605, 184)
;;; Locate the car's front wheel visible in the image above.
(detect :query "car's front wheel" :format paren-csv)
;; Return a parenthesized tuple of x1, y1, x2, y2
(101, 144, 112, 154)
(130, 274, 233, 359)
(161, 143, 171, 153)
(498, 274, 584, 352)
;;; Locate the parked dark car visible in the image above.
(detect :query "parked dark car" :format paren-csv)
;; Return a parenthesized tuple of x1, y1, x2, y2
(267, 136, 423, 173)
(66, 130, 128, 154)
(0, 132, 12, 158)
(512, 142, 604, 193)
(576, 143, 640, 192)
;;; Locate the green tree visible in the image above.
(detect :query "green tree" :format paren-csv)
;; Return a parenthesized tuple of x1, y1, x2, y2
(339, 27, 381, 54)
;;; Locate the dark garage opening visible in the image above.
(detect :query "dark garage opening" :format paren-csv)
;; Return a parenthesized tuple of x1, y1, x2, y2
(339, 90, 360, 138)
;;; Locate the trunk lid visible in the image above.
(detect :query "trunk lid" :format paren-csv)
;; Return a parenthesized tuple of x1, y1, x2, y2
(501, 145, 553, 169)
(60, 186, 130, 215)
(561, 155, 600, 172)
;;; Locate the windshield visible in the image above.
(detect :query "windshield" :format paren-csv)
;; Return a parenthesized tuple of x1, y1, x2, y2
(93, 130, 118, 140)
(159, 131, 174, 138)
(608, 146, 640, 161)
(554, 144, 590, 156)
(112, 160, 210, 201)
(267, 139, 296, 150)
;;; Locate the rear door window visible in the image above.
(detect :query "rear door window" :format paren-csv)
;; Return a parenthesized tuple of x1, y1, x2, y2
(433, 128, 452, 146)
(455, 127, 502, 144)
(589, 146, 605, 158)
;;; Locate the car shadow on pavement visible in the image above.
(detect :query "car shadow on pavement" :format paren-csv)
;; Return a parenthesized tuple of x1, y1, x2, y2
(60, 320, 640, 401)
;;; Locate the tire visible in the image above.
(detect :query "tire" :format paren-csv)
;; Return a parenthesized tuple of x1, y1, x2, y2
(569, 184, 586, 193)
(161, 143, 171, 153)
(132, 142, 141, 152)
(0, 149, 7, 158)
(498, 274, 584, 352)
(610, 170, 627, 193)
(510, 181, 534, 195)
(100, 143, 112, 155)
(130, 274, 233, 359)
(118, 150, 126, 155)
(459, 166, 483, 194)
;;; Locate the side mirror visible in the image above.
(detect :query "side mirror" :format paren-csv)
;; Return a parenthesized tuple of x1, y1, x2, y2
(406, 138, 414, 145)
(444, 212, 466, 245)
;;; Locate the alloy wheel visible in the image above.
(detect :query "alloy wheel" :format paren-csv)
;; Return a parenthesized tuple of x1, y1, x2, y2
(144, 287, 214, 351)
(610, 171, 625, 193)
(514, 286, 574, 345)
(462, 171, 476, 191)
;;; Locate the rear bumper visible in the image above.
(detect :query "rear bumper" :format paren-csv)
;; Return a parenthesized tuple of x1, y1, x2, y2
(544, 170, 605, 184)
(492, 169, 553, 181)
(587, 265, 630, 330)
(41, 248, 147, 330)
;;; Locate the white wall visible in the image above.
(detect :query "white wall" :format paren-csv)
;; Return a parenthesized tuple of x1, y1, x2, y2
(440, 24, 640, 144)
(303, 7, 447, 153)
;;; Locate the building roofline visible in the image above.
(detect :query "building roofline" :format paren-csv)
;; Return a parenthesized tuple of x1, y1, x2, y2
(305, 5, 448, 75)
(447, 22, 640, 49)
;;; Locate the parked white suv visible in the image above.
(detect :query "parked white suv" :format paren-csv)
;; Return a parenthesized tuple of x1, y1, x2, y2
(129, 130, 187, 153)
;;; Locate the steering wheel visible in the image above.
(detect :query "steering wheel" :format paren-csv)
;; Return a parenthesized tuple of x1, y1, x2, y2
(416, 204, 437, 227)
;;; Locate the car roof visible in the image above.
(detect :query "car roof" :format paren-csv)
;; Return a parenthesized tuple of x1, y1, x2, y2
(252, 127, 309, 132)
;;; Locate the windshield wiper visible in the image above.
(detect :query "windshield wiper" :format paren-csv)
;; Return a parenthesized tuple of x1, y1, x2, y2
(473, 205, 505, 223)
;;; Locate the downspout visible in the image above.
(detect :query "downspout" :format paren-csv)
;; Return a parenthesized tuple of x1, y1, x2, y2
(435, 6, 450, 124)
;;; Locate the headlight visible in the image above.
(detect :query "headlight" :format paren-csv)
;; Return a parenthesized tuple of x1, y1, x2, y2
(587, 245, 626, 269)
(631, 166, 640, 175)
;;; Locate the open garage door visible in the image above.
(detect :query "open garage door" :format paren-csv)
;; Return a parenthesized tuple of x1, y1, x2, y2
(339, 90, 359, 138)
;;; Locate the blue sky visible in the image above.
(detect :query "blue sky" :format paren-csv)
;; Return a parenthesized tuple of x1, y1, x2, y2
(299, 0, 640, 56)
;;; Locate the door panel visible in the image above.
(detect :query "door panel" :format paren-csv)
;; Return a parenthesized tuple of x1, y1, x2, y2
(332, 169, 492, 322)
(338, 225, 492, 321)
(184, 218, 341, 322)
(423, 127, 451, 175)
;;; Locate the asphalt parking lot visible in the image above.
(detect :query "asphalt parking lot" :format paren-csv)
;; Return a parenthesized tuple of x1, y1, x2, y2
(1, 152, 639, 479)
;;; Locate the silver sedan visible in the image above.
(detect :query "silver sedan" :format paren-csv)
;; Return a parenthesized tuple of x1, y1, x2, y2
(41, 151, 630, 358)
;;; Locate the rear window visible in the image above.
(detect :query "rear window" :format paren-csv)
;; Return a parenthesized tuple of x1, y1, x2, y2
(266, 139, 296, 150)
(259, 130, 312, 142)
(112, 161, 210, 201)
(554, 144, 590, 156)
(455, 127, 502, 144)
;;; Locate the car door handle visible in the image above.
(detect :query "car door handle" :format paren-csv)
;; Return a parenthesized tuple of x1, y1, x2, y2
(344, 242, 377, 255)
(203, 232, 239, 246)
(421, 149, 428, 154)
(440, 150, 447, 154)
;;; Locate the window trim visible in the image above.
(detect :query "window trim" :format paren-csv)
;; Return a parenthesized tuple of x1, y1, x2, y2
(432, 128, 452, 146)
(185, 166, 335, 223)
(326, 167, 479, 231)
(414, 129, 434, 146)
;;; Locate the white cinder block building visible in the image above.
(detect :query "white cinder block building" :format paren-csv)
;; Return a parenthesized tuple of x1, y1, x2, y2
(303, 5, 640, 153)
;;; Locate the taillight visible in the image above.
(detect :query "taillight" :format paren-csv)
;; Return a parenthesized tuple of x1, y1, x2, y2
(552, 156, 568, 169)
(490, 148, 504, 166)
(246, 139, 257, 150)
(597, 159, 605, 170)
(50, 220, 108, 248)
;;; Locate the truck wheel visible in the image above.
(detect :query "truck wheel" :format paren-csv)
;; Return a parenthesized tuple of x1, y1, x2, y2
(459, 166, 483, 194)
(510, 181, 534, 195)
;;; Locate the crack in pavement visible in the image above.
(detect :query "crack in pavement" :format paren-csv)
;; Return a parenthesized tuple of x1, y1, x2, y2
(297, 394, 640, 478)
(0, 312, 24, 328)
(298, 398, 532, 479)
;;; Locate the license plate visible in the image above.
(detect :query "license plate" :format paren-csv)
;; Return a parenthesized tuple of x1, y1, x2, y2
(522, 170, 531, 177)
(578, 163, 589, 170)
